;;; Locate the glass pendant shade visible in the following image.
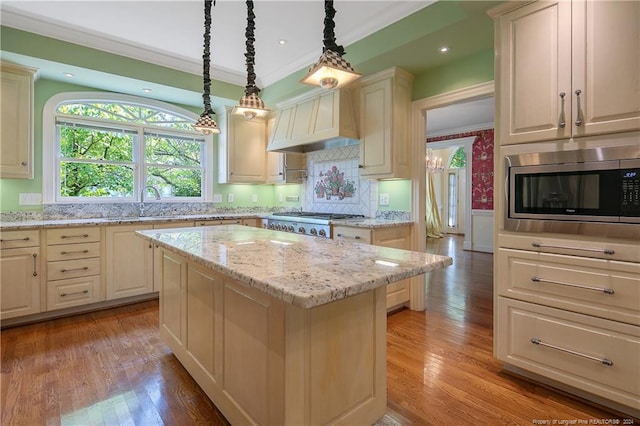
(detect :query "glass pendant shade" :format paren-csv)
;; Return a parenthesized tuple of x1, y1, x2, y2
(193, 111, 220, 135)
(232, 93, 269, 120)
(300, 49, 361, 89)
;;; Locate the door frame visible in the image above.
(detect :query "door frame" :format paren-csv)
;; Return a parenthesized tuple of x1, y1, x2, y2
(407, 81, 494, 311)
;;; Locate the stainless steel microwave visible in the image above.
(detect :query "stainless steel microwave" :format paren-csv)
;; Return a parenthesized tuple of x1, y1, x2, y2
(504, 145, 640, 238)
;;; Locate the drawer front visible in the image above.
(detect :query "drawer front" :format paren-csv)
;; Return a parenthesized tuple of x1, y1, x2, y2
(47, 258, 101, 281)
(47, 227, 101, 245)
(497, 248, 640, 325)
(47, 275, 101, 311)
(332, 226, 371, 244)
(46, 242, 101, 262)
(0, 229, 40, 249)
(497, 297, 640, 409)
(195, 219, 242, 226)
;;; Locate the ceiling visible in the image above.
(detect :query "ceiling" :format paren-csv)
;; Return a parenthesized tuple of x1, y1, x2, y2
(0, 0, 498, 135)
(426, 96, 494, 138)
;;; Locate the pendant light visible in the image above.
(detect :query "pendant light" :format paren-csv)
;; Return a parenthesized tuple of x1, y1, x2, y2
(193, 0, 220, 134)
(300, 0, 361, 89)
(233, 0, 269, 120)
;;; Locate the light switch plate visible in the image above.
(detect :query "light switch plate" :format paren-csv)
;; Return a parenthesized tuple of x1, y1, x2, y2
(379, 193, 389, 206)
(213, 194, 223, 203)
(227, 193, 234, 203)
(278, 194, 284, 203)
(19, 193, 42, 205)
(251, 194, 258, 203)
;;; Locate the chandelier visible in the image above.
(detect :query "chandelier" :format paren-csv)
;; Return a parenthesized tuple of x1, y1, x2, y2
(300, 0, 361, 89)
(193, 0, 220, 135)
(426, 148, 444, 173)
(232, 0, 269, 120)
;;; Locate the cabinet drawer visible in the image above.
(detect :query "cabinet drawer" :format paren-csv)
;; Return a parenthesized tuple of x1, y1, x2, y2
(47, 258, 101, 281)
(332, 226, 371, 244)
(497, 298, 640, 410)
(47, 227, 101, 245)
(0, 229, 39, 249)
(195, 219, 242, 226)
(46, 242, 101, 262)
(47, 275, 101, 311)
(497, 248, 640, 325)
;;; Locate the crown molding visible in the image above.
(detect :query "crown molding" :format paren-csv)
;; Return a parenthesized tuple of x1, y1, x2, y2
(1, 8, 246, 86)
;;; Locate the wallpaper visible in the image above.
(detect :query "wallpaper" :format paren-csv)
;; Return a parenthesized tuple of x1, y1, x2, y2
(427, 129, 494, 210)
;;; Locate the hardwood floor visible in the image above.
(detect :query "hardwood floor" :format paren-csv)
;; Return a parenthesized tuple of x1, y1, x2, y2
(1, 235, 635, 425)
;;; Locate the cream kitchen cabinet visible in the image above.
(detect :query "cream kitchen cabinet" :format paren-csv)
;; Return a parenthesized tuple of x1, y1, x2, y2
(151, 222, 194, 292)
(493, 0, 640, 145)
(45, 227, 102, 311)
(333, 223, 413, 309)
(219, 106, 266, 183)
(358, 67, 413, 179)
(265, 113, 307, 183)
(0, 62, 37, 179)
(0, 230, 41, 320)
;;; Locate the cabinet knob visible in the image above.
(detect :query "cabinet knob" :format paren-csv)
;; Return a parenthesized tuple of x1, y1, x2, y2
(358, 165, 363, 169)
(21, 161, 27, 166)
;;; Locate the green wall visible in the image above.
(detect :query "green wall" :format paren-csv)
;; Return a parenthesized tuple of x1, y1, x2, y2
(378, 180, 412, 212)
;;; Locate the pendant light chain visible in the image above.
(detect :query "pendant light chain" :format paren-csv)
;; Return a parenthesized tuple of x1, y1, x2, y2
(322, 0, 345, 56)
(244, 0, 260, 97)
(201, 0, 214, 115)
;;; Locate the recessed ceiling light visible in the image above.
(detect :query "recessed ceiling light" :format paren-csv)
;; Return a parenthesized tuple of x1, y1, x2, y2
(142, 88, 152, 93)
(63, 72, 75, 78)
(438, 46, 450, 53)
(278, 39, 287, 45)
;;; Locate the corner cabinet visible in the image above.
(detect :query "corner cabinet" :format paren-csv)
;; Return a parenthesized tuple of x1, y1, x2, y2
(218, 107, 267, 183)
(0, 62, 37, 179)
(105, 225, 155, 300)
(493, 0, 640, 145)
(358, 67, 414, 179)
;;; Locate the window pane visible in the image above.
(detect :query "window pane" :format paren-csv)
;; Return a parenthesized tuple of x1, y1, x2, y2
(448, 172, 457, 227)
(147, 167, 202, 197)
(145, 135, 202, 166)
(449, 147, 466, 169)
(59, 125, 134, 161)
(60, 162, 134, 197)
(58, 102, 193, 129)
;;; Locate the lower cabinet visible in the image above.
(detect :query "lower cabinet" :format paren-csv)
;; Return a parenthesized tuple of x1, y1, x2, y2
(105, 225, 154, 300)
(0, 245, 41, 320)
(333, 224, 413, 309)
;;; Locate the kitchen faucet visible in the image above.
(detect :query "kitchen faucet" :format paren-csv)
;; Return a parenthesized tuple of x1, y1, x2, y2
(139, 185, 161, 216)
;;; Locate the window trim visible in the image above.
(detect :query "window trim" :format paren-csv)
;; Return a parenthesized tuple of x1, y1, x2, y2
(43, 92, 213, 203)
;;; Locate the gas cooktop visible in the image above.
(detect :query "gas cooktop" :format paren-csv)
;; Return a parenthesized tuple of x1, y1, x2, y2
(270, 212, 365, 220)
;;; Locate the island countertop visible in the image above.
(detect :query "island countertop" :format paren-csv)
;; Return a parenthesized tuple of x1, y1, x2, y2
(137, 225, 452, 308)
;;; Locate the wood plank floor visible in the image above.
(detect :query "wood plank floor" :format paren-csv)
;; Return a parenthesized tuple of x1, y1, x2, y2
(1, 235, 636, 425)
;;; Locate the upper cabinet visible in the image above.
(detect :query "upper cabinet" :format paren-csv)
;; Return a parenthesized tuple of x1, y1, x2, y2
(266, 114, 307, 183)
(219, 107, 267, 183)
(494, 0, 640, 145)
(1, 63, 37, 179)
(267, 88, 358, 153)
(358, 67, 414, 179)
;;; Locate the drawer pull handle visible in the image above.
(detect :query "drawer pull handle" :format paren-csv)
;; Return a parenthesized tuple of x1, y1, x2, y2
(558, 92, 566, 128)
(61, 234, 90, 239)
(61, 266, 89, 273)
(531, 242, 614, 255)
(530, 338, 613, 366)
(60, 250, 89, 255)
(60, 289, 89, 297)
(336, 233, 360, 240)
(531, 276, 615, 295)
(32, 253, 38, 277)
(0, 237, 31, 243)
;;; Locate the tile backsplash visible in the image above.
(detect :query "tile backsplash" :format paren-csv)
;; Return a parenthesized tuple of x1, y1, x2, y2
(303, 145, 377, 217)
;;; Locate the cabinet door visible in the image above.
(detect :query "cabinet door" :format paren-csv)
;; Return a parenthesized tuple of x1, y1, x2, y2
(105, 225, 154, 300)
(266, 151, 285, 183)
(152, 222, 193, 292)
(227, 115, 266, 183)
(0, 247, 40, 319)
(497, 1, 572, 144)
(359, 78, 392, 176)
(0, 65, 35, 178)
(571, 0, 640, 136)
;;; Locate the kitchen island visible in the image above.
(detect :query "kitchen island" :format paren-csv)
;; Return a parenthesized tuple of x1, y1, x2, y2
(137, 225, 451, 425)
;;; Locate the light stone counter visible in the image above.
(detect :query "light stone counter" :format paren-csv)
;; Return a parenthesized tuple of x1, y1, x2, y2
(137, 224, 451, 309)
(0, 213, 264, 231)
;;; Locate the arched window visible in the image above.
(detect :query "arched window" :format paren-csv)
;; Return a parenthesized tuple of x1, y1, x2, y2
(448, 146, 466, 169)
(43, 93, 212, 203)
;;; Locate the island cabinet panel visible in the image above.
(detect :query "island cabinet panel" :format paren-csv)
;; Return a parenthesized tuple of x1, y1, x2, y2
(156, 247, 387, 426)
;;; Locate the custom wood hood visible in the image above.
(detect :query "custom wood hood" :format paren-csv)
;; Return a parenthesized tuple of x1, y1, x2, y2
(266, 88, 359, 153)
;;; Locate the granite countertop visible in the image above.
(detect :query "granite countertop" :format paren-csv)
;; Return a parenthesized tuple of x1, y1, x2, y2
(0, 213, 265, 231)
(137, 225, 451, 309)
